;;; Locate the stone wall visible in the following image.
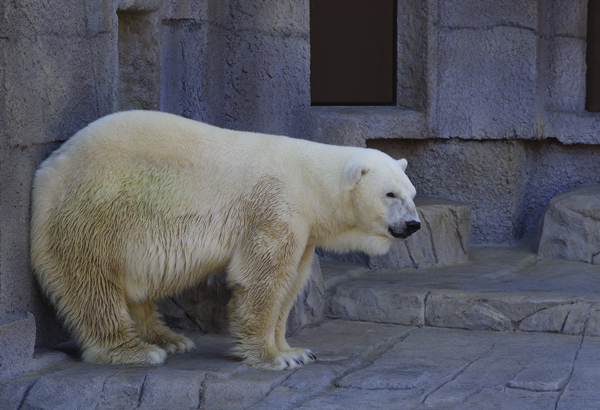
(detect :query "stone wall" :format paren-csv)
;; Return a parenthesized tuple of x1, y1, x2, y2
(369, 138, 600, 244)
(1, 0, 600, 375)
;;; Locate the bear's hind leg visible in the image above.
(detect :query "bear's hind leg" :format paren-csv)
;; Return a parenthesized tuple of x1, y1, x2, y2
(54, 272, 167, 365)
(128, 300, 195, 354)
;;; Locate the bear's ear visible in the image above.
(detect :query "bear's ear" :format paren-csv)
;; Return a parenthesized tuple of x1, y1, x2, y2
(398, 158, 408, 171)
(342, 160, 369, 190)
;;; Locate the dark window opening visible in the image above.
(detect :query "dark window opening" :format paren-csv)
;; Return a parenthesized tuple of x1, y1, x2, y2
(310, 0, 397, 106)
(587, 0, 600, 112)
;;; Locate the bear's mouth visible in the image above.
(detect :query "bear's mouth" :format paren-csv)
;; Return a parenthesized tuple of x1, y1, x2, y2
(388, 227, 408, 239)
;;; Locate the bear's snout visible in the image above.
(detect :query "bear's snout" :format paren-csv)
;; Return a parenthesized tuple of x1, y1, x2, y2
(389, 220, 421, 239)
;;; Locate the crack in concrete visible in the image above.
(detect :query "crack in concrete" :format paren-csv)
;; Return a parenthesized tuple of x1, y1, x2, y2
(515, 302, 576, 329)
(554, 334, 585, 410)
(449, 207, 469, 257)
(423, 291, 432, 326)
(15, 380, 36, 410)
(420, 340, 498, 405)
(560, 304, 577, 334)
(285, 328, 417, 410)
(94, 369, 122, 410)
(441, 22, 537, 34)
(419, 212, 438, 265)
(197, 377, 207, 410)
(134, 369, 154, 409)
(170, 297, 207, 334)
(244, 370, 297, 410)
(404, 240, 419, 267)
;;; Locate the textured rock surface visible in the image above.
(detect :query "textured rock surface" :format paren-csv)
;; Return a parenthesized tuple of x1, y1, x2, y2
(1, 322, 595, 410)
(0, 313, 35, 378)
(158, 253, 324, 337)
(537, 185, 600, 264)
(370, 197, 471, 269)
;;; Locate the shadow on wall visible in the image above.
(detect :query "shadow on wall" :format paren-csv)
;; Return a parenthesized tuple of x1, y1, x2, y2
(368, 138, 600, 245)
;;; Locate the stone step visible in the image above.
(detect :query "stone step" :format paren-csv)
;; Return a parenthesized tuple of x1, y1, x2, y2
(319, 196, 472, 269)
(323, 240, 600, 336)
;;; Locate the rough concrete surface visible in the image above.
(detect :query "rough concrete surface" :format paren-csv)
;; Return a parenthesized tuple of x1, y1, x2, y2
(370, 197, 471, 269)
(537, 184, 600, 264)
(1, 322, 596, 410)
(3, 242, 600, 409)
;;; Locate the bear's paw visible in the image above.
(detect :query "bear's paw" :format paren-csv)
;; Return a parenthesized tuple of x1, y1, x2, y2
(82, 342, 167, 365)
(238, 347, 317, 371)
(162, 334, 196, 354)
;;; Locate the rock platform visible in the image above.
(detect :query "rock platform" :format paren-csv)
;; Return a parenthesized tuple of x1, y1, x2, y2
(3, 241, 600, 409)
(537, 184, 600, 265)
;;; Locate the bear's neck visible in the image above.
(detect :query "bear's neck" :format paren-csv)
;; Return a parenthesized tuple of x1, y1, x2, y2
(293, 144, 362, 248)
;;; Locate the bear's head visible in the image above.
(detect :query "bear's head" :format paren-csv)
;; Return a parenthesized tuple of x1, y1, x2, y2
(342, 151, 421, 255)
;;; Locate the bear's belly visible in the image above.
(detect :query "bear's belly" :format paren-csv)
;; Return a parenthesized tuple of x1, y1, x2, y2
(123, 240, 231, 302)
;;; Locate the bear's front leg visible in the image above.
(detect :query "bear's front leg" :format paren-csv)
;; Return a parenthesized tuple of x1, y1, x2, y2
(227, 282, 299, 371)
(227, 239, 315, 370)
(273, 245, 318, 366)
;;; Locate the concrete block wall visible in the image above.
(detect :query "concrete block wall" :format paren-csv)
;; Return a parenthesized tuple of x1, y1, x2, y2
(1, 0, 600, 375)
(310, 0, 600, 244)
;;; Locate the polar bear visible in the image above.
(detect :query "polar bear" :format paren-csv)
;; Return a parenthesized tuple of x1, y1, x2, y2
(31, 110, 420, 370)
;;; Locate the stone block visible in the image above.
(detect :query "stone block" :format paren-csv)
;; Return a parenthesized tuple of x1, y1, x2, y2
(2, 8, 116, 146)
(96, 368, 148, 410)
(327, 281, 426, 326)
(546, 36, 587, 113)
(536, 185, 600, 264)
(202, 371, 289, 410)
(0, 313, 35, 378)
(424, 291, 592, 334)
(586, 303, 600, 337)
(546, 0, 588, 38)
(0, 373, 39, 410)
(159, 253, 325, 336)
(518, 304, 572, 333)
(369, 197, 471, 269)
(425, 295, 514, 332)
(310, 106, 428, 146)
(437, 27, 537, 139)
(224, 33, 310, 138)
(227, 0, 308, 34)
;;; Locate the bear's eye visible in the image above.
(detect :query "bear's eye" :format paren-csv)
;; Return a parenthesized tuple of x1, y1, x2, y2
(386, 192, 396, 198)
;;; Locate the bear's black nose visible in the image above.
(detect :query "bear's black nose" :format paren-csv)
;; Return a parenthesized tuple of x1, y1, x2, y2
(405, 220, 421, 235)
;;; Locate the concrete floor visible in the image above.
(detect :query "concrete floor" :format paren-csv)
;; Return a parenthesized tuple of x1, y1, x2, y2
(2, 241, 600, 410)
